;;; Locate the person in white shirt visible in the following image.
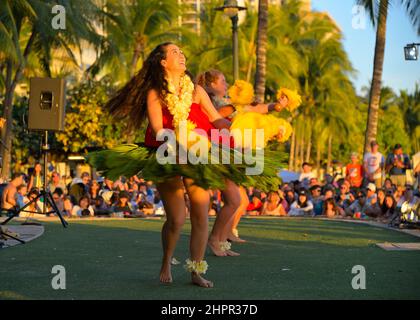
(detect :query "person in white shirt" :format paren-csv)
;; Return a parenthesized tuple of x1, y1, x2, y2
(299, 162, 315, 189)
(289, 189, 314, 216)
(363, 140, 385, 188)
(71, 195, 94, 217)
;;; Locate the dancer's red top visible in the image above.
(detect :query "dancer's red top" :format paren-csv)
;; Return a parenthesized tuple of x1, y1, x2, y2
(145, 103, 232, 148)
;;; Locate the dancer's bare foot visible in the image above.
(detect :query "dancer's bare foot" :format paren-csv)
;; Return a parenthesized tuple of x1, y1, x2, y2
(228, 233, 247, 243)
(208, 240, 227, 257)
(191, 273, 214, 288)
(159, 262, 173, 283)
(225, 249, 240, 256)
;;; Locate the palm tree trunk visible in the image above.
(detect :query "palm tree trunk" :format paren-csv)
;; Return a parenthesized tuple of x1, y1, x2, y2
(130, 42, 142, 78)
(316, 143, 321, 178)
(294, 134, 300, 171)
(300, 136, 305, 168)
(305, 129, 312, 163)
(289, 130, 295, 170)
(327, 135, 332, 173)
(254, 0, 268, 103)
(363, 0, 388, 155)
(1, 31, 36, 178)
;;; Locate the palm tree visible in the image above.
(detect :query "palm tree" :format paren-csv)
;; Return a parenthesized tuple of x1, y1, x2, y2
(0, 0, 101, 177)
(398, 84, 420, 153)
(90, 0, 182, 83)
(357, 0, 420, 154)
(183, 0, 231, 78)
(254, 0, 268, 102)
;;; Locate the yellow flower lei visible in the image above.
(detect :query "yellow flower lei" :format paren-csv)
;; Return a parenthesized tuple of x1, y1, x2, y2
(165, 75, 196, 128)
(184, 259, 208, 275)
(228, 80, 254, 106)
(276, 87, 302, 113)
(220, 241, 232, 252)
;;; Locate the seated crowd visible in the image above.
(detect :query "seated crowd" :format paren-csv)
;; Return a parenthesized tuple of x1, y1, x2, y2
(1, 142, 419, 226)
(1, 169, 165, 218)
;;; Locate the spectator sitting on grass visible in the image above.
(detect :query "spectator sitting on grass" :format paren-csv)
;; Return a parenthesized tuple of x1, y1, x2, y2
(111, 191, 133, 217)
(377, 188, 386, 207)
(364, 188, 386, 218)
(88, 180, 101, 203)
(393, 185, 404, 203)
(93, 196, 112, 216)
(17, 184, 29, 208)
(284, 188, 296, 210)
(69, 178, 85, 206)
(71, 195, 94, 217)
(380, 194, 397, 221)
(246, 191, 263, 216)
(289, 189, 314, 217)
(136, 192, 154, 215)
(27, 163, 43, 191)
(62, 196, 73, 217)
(322, 198, 341, 218)
(383, 178, 393, 191)
(261, 191, 287, 216)
(277, 188, 289, 213)
(299, 162, 315, 190)
(52, 189, 64, 214)
(153, 191, 165, 216)
(309, 185, 323, 216)
(19, 189, 43, 217)
(309, 177, 320, 188)
(48, 171, 67, 194)
(365, 183, 377, 205)
(396, 184, 419, 213)
(336, 182, 352, 211)
(345, 190, 368, 218)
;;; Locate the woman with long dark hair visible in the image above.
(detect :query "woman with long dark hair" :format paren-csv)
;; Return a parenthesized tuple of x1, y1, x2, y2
(89, 42, 230, 288)
(88, 42, 282, 287)
(28, 162, 43, 191)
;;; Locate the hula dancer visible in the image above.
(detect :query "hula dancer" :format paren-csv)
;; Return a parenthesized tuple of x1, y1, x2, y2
(197, 70, 298, 254)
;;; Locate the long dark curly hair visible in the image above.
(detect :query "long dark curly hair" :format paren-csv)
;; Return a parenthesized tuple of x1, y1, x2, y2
(105, 42, 174, 130)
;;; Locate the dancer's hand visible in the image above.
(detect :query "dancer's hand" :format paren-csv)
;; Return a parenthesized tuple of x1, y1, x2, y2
(276, 94, 289, 111)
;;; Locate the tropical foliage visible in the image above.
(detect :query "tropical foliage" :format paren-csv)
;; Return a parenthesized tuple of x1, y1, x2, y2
(0, 0, 418, 177)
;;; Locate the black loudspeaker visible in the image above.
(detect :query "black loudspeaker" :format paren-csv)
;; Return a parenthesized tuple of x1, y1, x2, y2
(28, 77, 66, 131)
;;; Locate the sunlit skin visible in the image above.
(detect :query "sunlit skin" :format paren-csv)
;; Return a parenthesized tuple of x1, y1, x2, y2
(148, 43, 225, 288)
(384, 196, 394, 208)
(206, 72, 292, 248)
(79, 198, 89, 210)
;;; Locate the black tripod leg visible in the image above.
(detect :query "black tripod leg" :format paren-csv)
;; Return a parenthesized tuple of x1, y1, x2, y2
(1, 215, 14, 226)
(45, 192, 68, 228)
(0, 230, 26, 244)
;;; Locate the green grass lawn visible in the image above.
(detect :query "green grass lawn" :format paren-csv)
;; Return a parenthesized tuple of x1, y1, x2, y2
(1, 217, 420, 300)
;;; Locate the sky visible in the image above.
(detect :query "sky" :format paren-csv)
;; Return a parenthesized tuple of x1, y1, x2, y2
(311, 0, 420, 96)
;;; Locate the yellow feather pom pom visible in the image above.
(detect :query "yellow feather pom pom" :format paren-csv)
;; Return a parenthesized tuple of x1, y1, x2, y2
(230, 112, 293, 148)
(228, 80, 254, 106)
(276, 87, 302, 113)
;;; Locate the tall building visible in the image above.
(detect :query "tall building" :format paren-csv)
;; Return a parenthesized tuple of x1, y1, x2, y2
(246, 0, 311, 11)
(178, 0, 202, 34)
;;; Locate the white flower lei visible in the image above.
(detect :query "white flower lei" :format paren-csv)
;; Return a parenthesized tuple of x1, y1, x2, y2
(165, 74, 195, 128)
